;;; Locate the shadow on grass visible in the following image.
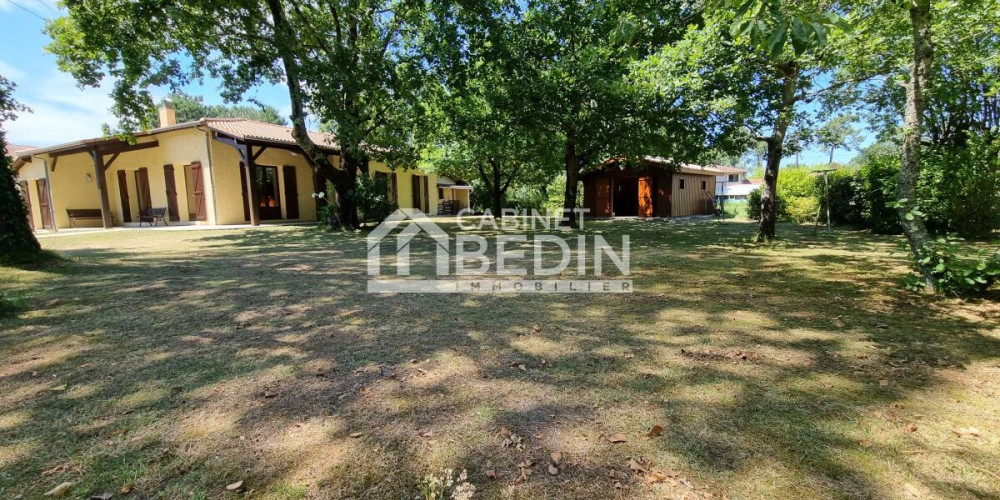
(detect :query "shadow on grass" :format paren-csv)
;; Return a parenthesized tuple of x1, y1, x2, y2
(0, 220, 998, 499)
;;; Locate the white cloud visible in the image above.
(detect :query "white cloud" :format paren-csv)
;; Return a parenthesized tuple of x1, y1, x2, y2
(3, 60, 118, 147)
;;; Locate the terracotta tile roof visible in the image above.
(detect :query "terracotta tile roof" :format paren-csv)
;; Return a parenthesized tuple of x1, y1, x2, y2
(9, 118, 339, 158)
(201, 118, 339, 151)
(5, 144, 36, 156)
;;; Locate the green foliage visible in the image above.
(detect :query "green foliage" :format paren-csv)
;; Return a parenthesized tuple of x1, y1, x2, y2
(903, 236, 1000, 296)
(747, 188, 787, 221)
(350, 174, 397, 227)
(0, 76, 42, 261)
(919, 134, 1000, 239)
(166, 92, 286, 125)
(833, 137, 1000, 238)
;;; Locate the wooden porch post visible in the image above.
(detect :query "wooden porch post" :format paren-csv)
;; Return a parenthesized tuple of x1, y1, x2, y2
(244, 145, 261, 226)
(89, 149, 114, 229)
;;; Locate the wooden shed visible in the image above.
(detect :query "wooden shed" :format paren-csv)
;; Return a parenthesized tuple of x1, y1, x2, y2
(581, 157, 722, 218)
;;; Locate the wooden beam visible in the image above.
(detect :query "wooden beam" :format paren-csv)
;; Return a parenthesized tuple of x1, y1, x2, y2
(244, 146, 261, 227)
(51, 139, 159, 159)
(251, 145, 268, 162)
(102, 153, 120, 172)
(50, 156, 58, 172)
(88, 149, 114, 229)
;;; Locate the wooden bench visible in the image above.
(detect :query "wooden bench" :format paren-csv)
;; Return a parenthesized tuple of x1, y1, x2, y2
(66, 209, 104, 228)
(139, 207, 168, 227)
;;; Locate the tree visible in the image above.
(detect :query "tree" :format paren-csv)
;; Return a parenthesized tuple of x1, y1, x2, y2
(816, 114, 863, 165)
(0, 77, 42, 261)
(509, 0, 715, 225)
(709, 0, 849, 242)
(46, 0, 427, 229)
(420, 0, 561, 215)
(166, 92, 286, 125)
(835, 0, 1000, 291)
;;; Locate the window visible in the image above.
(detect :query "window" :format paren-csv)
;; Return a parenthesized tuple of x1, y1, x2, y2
(679, 179, 685, 189)
(728, 174, 740, 182)
(701, 180, 707, 190)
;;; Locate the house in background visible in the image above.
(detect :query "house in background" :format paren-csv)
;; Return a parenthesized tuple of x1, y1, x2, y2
(11, 100, 447, 231)
(581, 156, 722, 218)
(713, 166, 762, 201)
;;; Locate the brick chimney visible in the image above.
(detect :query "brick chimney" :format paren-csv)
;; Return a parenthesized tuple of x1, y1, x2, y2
(157, 98, 176, 127)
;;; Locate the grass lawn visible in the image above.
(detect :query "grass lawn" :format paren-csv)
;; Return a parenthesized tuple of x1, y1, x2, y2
(1, 219, 998, 499)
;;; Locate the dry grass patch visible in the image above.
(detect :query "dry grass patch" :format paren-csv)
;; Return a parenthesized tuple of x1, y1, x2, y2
(1, 220, 998, 499)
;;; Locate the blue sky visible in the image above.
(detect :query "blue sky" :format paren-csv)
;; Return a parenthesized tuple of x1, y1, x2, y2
(1, 0, 869, 166)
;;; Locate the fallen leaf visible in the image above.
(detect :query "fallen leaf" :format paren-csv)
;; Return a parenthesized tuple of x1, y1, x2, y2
(41, 464, 69, 476)
(879, 380, 889, 387)
(531, 324, 541, 334)
(120, 484, 132, 495)
(627, 458, 647, 474)
(647, 425, 664, 437)
(517, 364, 527, 372)
(904, 483, 921, 498)
(263, 389, 278, 398)
(485, 470, 496, 479)
(550, 452, 562, 464)
(953, 427, 981, 438)
(226, 481, 244, 491)
(548, 464, 559, 476)
(419, 431, 434, 438)
(49, 385, 67, 392)
(624, 353, 635, 359)
(608, 434, 627, 443)
(646, 471, 668, 484)
(89, 493, 113, 500)
(859, 439, 873, 447)
(44, 482, 74, 497)
(499, 426, 512, 438)
(349, 432, 364, 438)
(905, 424, 918, 433)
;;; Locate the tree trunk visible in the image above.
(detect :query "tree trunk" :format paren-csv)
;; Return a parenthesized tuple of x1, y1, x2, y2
(562, 133, 581, 227)
(898, 0, 937, 292)
(755, 62, 799, 242)
(0, 133, 41, 260)
(266, 0, 356, 229)
(491, 160, 503, 216)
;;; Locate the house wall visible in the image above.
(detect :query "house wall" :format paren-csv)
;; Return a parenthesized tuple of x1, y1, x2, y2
(209, 140, 320, 225)
(14, 161, 48, 229)
(367, 164, 438, 213)
(672, 173, 716, 217)
(105, 130, 211, 225)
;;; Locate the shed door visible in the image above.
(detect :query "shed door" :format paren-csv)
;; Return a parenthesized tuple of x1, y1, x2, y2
(19, 181, 34, 230)
(117, 170, 132, 222)
(594, 178, 610, 217)
(163, 164, 180, 221)
(189, 162, 207, 221)
(638, 176, 653, 218)
(283, 165, 299, 219)
(36, 179, 53, 229)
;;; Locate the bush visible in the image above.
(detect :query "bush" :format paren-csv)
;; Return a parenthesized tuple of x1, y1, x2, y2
(919, 134, 1000, 239)
(747, 188, 788, 221)
(352, 173, 397, 226)
(823, 169, 861, 226)
(858, 152, 903, 234)
(903, 235, 1000, 296)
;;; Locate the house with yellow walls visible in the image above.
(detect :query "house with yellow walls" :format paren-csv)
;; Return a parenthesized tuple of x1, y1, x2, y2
(10, 101, 471, 231)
